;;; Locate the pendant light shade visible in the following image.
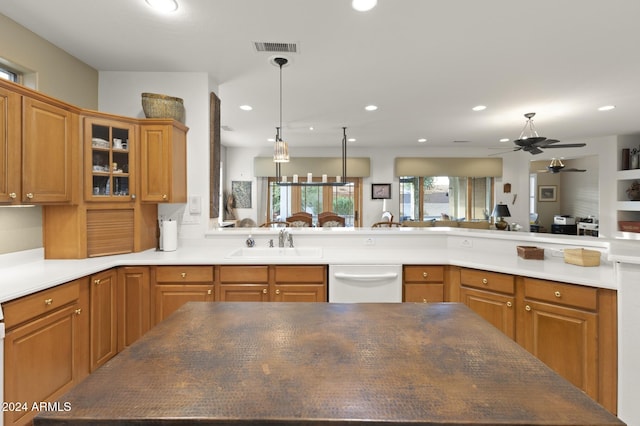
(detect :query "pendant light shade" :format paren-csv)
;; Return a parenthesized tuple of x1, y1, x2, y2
(273, 57, 290, 163)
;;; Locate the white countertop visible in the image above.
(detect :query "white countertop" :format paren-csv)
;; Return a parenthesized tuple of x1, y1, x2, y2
(0, 227, 627, 309)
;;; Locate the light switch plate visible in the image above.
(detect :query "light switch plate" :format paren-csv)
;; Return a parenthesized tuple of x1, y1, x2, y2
(189, 195, 201, 214)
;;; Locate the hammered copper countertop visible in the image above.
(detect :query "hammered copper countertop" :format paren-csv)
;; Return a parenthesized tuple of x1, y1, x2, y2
(35, 302, 624, 425)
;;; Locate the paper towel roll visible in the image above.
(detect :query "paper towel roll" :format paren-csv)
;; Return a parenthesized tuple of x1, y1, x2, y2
(162, 220, 178, 251)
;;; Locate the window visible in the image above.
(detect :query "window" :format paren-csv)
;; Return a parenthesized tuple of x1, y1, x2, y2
(400, 176, 494, 222)
(267, 178, 362, 227)
(0, 66, 18, 82)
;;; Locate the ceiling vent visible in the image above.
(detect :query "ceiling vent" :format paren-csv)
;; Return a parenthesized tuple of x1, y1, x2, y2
(254, 41, 298, 53)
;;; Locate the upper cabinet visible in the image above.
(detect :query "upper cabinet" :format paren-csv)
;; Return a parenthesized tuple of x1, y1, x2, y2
(0, 80, 79, 205)
(84, 115, 136, 202)
(140, 121, 188, 203)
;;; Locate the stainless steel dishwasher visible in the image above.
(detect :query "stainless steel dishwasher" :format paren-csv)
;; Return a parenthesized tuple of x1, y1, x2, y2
(329, 264, 402, 303)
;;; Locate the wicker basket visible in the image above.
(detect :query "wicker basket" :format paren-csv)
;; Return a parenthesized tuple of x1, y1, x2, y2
(516, 246, 544, 260)
(563, 248, 601, 267)
(141, 92, 185, 123)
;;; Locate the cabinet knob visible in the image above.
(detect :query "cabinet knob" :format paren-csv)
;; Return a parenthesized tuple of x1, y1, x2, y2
(44, 298, 53, 306)
(207, 289, 212, 295)
(275, 289, 281, 295)
(131, 194, 136, 199)
(75, 308, 82, 315)
(525, 305, 531, 311)
(422, 272, 428, 278)
(180, 272, 186, 278)
(422, 298, 428, 303)
(9, 192, 16, 199)
(94, 279, 101, 285)
(262, 288, 268, 294)
(482, 278, 488, 284)
(506, 301, 512, 308)
(554, 291, 561, 298)
(26, 193, 34, 199)
(162, 194, 168, 200)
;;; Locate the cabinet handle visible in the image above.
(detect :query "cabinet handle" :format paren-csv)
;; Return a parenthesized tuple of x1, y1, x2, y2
(554, 291, 561, 298)
(44, 298, 53, 305)
(180, 272, 186, 278)
(75, 308, 82, 315)
(422, 272, 429, 278)
(9, 192, 16, 199)
(207, 289, 212, 295)
(94, 279, 101, 285)
(162, 194, 168, 200)
(506, 301, 512, 308)
(262, 288, 268, 294)
(482, 278, 488, 284)
(26, 193, 34, 199)
(525, 305, 531, 311)
(275, 289, 281, 295)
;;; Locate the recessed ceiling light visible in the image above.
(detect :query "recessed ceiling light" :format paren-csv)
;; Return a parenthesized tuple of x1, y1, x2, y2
(365, 105, 378, 111)
(267, 138, 275, 142)
(598, 105, 616, 111)
(145, 0, 178, 13)
(309, 126, 314, 131)
(418, 138, 427, 143)
(499, 138, 510, 143)
(348, 138, 356, 142)
(352, 0, 377, 12)
(239, 105, 252, 111)
(472, 105, 487, 111)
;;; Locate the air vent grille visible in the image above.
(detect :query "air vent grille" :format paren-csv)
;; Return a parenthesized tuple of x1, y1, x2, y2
(254, 42, 298, 53)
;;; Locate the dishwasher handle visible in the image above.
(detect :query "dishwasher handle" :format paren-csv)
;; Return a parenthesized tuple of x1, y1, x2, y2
(333, 272, 399, 282)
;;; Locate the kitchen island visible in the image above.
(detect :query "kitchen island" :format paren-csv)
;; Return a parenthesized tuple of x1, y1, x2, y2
(34, 302, 624, 425)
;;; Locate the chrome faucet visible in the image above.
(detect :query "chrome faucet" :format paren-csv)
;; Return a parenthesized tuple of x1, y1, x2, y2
(288, 233, 294, 248)
(278, 228, 287, 248)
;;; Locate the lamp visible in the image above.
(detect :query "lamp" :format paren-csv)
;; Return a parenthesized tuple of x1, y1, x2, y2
(492, 203, 511, 230)
(273, 57, 290, 163)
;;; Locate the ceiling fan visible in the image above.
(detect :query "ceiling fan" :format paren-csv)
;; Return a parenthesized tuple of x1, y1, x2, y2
(492, 112, 586, 155)
(536, 158, 586, 174)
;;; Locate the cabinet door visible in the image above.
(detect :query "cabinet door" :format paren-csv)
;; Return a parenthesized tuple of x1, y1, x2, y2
(4, 304, 82, 426)
(90, 269, 118, 371)
(272, 284, 326, 302)
(139, 123, 187, 203)
(22, 96, 76, 203)
(522, 300, 597, 398)
(219, 284, 269, 302)
(404, 283, 444, 303)
(85, 117, 135, 202)
(273, 265, 327, 302)
(117, 266, 150, 351)
(0, 85, 21, 205)
(154, 284, 214, 323)
(460, 287, 515, 339)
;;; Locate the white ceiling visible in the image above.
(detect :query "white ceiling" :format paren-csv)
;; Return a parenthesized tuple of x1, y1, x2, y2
(2, 0, 640, 153)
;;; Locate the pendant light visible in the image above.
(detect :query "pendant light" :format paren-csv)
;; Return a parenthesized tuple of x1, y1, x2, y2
(273, 57, 290, 163)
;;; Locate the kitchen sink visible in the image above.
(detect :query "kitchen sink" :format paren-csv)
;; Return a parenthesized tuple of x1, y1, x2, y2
(226, 247, 323, 259)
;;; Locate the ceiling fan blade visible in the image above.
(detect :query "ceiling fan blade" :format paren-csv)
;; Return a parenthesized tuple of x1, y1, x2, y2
(524, 146, 543, 155)
(542, 143, 587, 148)
(536, 138, 561, 147)
(514, 137, 546, 147)
(488, 150, 517, 156)
(562, 168, 586, 172)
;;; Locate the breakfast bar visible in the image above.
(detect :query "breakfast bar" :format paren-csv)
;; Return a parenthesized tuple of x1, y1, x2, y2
(34, 302, 623, 425)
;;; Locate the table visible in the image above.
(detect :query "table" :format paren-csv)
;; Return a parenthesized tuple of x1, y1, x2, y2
(34, 302, 624, 425)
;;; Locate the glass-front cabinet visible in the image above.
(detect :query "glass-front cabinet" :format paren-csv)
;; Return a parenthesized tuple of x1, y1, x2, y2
(85, 117, 135, 201)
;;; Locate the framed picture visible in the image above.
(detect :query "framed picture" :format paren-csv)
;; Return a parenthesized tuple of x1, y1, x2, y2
(538, 185, 557, 202)
(371, 183, 391, 199)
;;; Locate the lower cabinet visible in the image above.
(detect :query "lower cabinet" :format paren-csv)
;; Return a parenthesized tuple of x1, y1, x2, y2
(117, 266, 151, 351)
(152, 266, 215, 324)
(90, 269, 118, 372)
(218, 265, 327, 302)
(403, 265, 445, 303)
(2, 278, 89, 426)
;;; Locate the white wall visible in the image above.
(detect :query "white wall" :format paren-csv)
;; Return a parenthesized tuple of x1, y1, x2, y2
(98, 72, 217, 239)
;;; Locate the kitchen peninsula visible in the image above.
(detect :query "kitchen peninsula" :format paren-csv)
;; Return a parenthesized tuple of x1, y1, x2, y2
(34, 302, 624, 426)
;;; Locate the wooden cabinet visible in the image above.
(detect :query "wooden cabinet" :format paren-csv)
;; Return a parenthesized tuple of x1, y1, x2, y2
(459, 268, 516, 339)
(90, 269, 118, 372)
(117, 266, 151, 352)
(218, 265, 327, 302)
(152, 266, 214, 324)
(273, 265, 327, 302)
(140, 120, 188, 203)
(0, 79, 79, 206)
(403, 265, 444, 303)
(2, 278, 89, 426)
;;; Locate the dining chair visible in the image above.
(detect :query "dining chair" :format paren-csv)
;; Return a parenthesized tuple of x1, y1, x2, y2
(286, 214, 312, 227)
(318, 214, 345, 227)
(372, 221, 402, 228)
(259, 221, 289, 228)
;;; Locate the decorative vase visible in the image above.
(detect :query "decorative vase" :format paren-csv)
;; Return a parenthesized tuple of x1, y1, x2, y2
(627, 190, 640, 201)
(632, 154, 640, 170)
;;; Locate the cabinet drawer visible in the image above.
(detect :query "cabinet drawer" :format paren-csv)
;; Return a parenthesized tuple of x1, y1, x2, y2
(219, 266, 269, 283)
(155, 266, 214, 283)
(524, 278, 597, 310)
(404, 265, 444, 283)
(460, 268, 514, 294)
(2, 280, 80, 329)
(275, 266, 326, 283)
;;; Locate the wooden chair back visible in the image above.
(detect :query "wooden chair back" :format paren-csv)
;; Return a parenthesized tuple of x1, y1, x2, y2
(286, 214, 313, 227)
(318, 214, 345, 227)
